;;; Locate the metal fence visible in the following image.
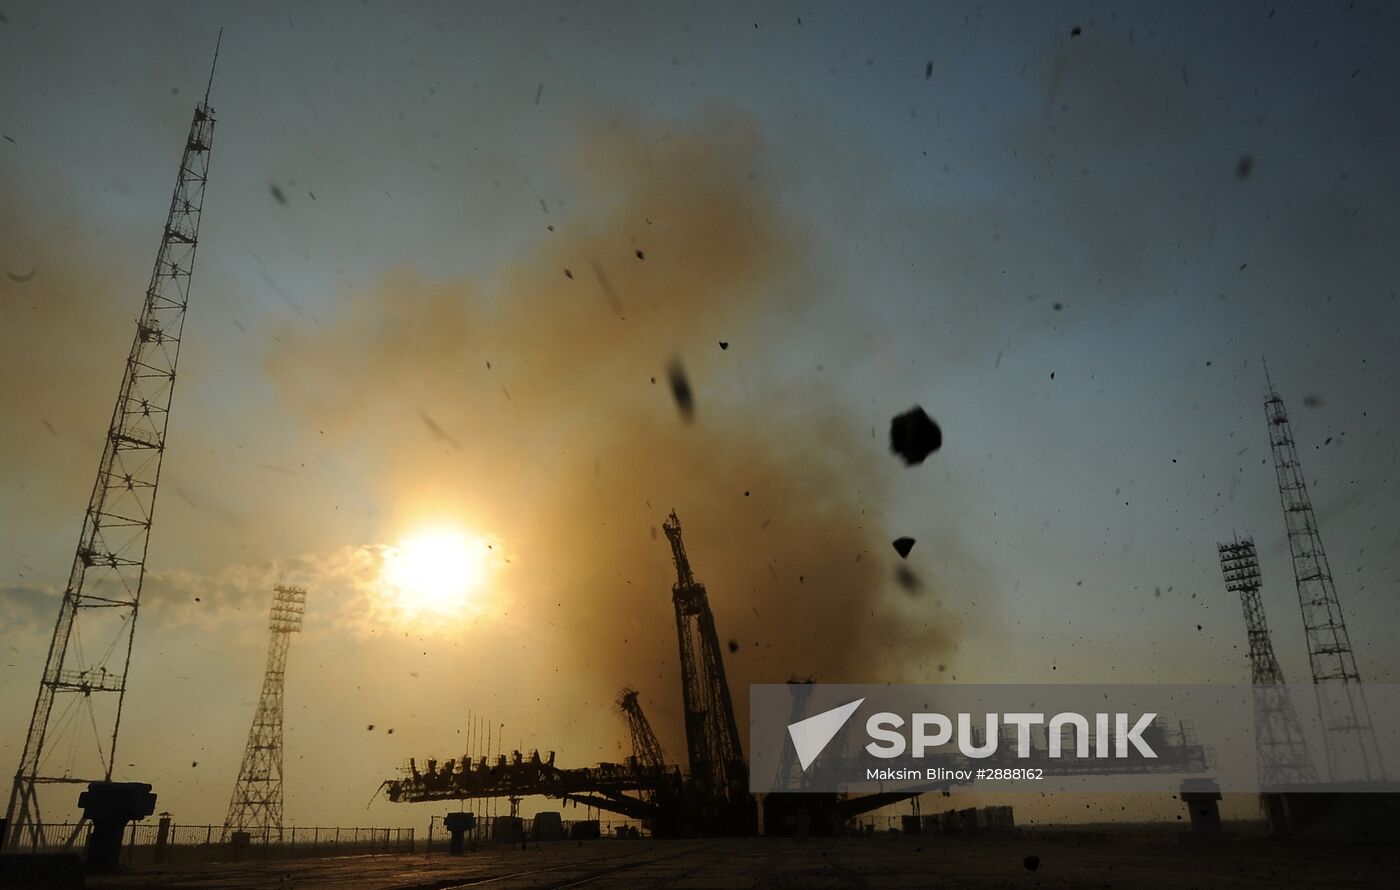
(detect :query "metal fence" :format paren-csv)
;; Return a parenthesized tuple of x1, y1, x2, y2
(15, 822, 415, 866)
(422, 814, 645, 849)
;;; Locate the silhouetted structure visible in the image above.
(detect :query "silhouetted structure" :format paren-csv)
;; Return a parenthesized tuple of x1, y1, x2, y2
(78, 782, 156, 872)
(386, 512, 758, 835)
(443, 812, 474, 854)
(1263, 364, 1385, 781)
(616, 688, 666, 776)
(4, 43, 220, 852)
(388, 749, 663, 822)
(1218, 537, 1318, 788)
(222, 585, 307, 842)
(662, 511, 757, 835)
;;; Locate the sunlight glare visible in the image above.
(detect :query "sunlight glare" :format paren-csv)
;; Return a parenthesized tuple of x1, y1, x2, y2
(379, 528, 489, 621)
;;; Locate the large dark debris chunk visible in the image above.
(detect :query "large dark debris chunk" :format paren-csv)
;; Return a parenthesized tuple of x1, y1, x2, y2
(892, 537, 916, 559)
(889, 406, 942, 465)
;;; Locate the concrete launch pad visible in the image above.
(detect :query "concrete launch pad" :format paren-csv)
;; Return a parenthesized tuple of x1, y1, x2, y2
(86, 835, 1400, 889)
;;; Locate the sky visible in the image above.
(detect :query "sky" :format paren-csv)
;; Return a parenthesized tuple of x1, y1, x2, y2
(2, 1, 1399, 830)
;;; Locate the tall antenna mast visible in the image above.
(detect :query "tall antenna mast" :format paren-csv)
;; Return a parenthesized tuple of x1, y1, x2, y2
(204, 28, 223, 107)
(223, 586, 307, 843)
(4, 45, 220, 850)
(1262, 361, 1385, 781)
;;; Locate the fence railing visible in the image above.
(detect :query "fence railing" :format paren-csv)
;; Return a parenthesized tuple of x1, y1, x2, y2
(422, 814, 645, 849)
(14, 822, 415, 866)
(14, 811, 647, 866)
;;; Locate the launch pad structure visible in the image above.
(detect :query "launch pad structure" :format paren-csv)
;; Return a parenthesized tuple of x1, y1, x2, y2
(385, 511, 765, 836)
(383, 511, 1212, 837)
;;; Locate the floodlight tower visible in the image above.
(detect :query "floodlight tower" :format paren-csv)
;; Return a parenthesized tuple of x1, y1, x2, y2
(4, 41, 220, 850)
(222, 585, 307, 842)
(1217, 537, 1317, 787)
(1263, 363, 1385, 781)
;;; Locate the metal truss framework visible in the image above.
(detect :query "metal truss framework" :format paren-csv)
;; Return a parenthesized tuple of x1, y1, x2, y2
(1263, 366, 1385, 781)
(222, 586, 307, 842)
(4, 65, 218, 851)
(1218, 537, 1318, 787)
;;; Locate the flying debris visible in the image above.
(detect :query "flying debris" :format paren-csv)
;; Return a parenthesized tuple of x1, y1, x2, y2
(418, 409, 462, 450)
(889, 406, 942, 465)
(892, 537, 916, 559)
(895, 565, 921, 594)
(668, 361, 695, 422)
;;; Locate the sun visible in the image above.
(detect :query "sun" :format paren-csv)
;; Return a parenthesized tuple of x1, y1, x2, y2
(379, 528, 490, 621)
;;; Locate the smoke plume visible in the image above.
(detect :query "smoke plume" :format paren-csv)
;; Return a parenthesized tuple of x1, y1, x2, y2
(265, 108, 964, 754)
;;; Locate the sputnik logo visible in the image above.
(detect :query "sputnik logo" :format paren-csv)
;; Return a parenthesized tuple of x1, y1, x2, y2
(787, 698, 864, 771)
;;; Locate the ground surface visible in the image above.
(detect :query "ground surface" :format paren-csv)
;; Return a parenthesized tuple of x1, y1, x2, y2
(87, 836, 1400, 889)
